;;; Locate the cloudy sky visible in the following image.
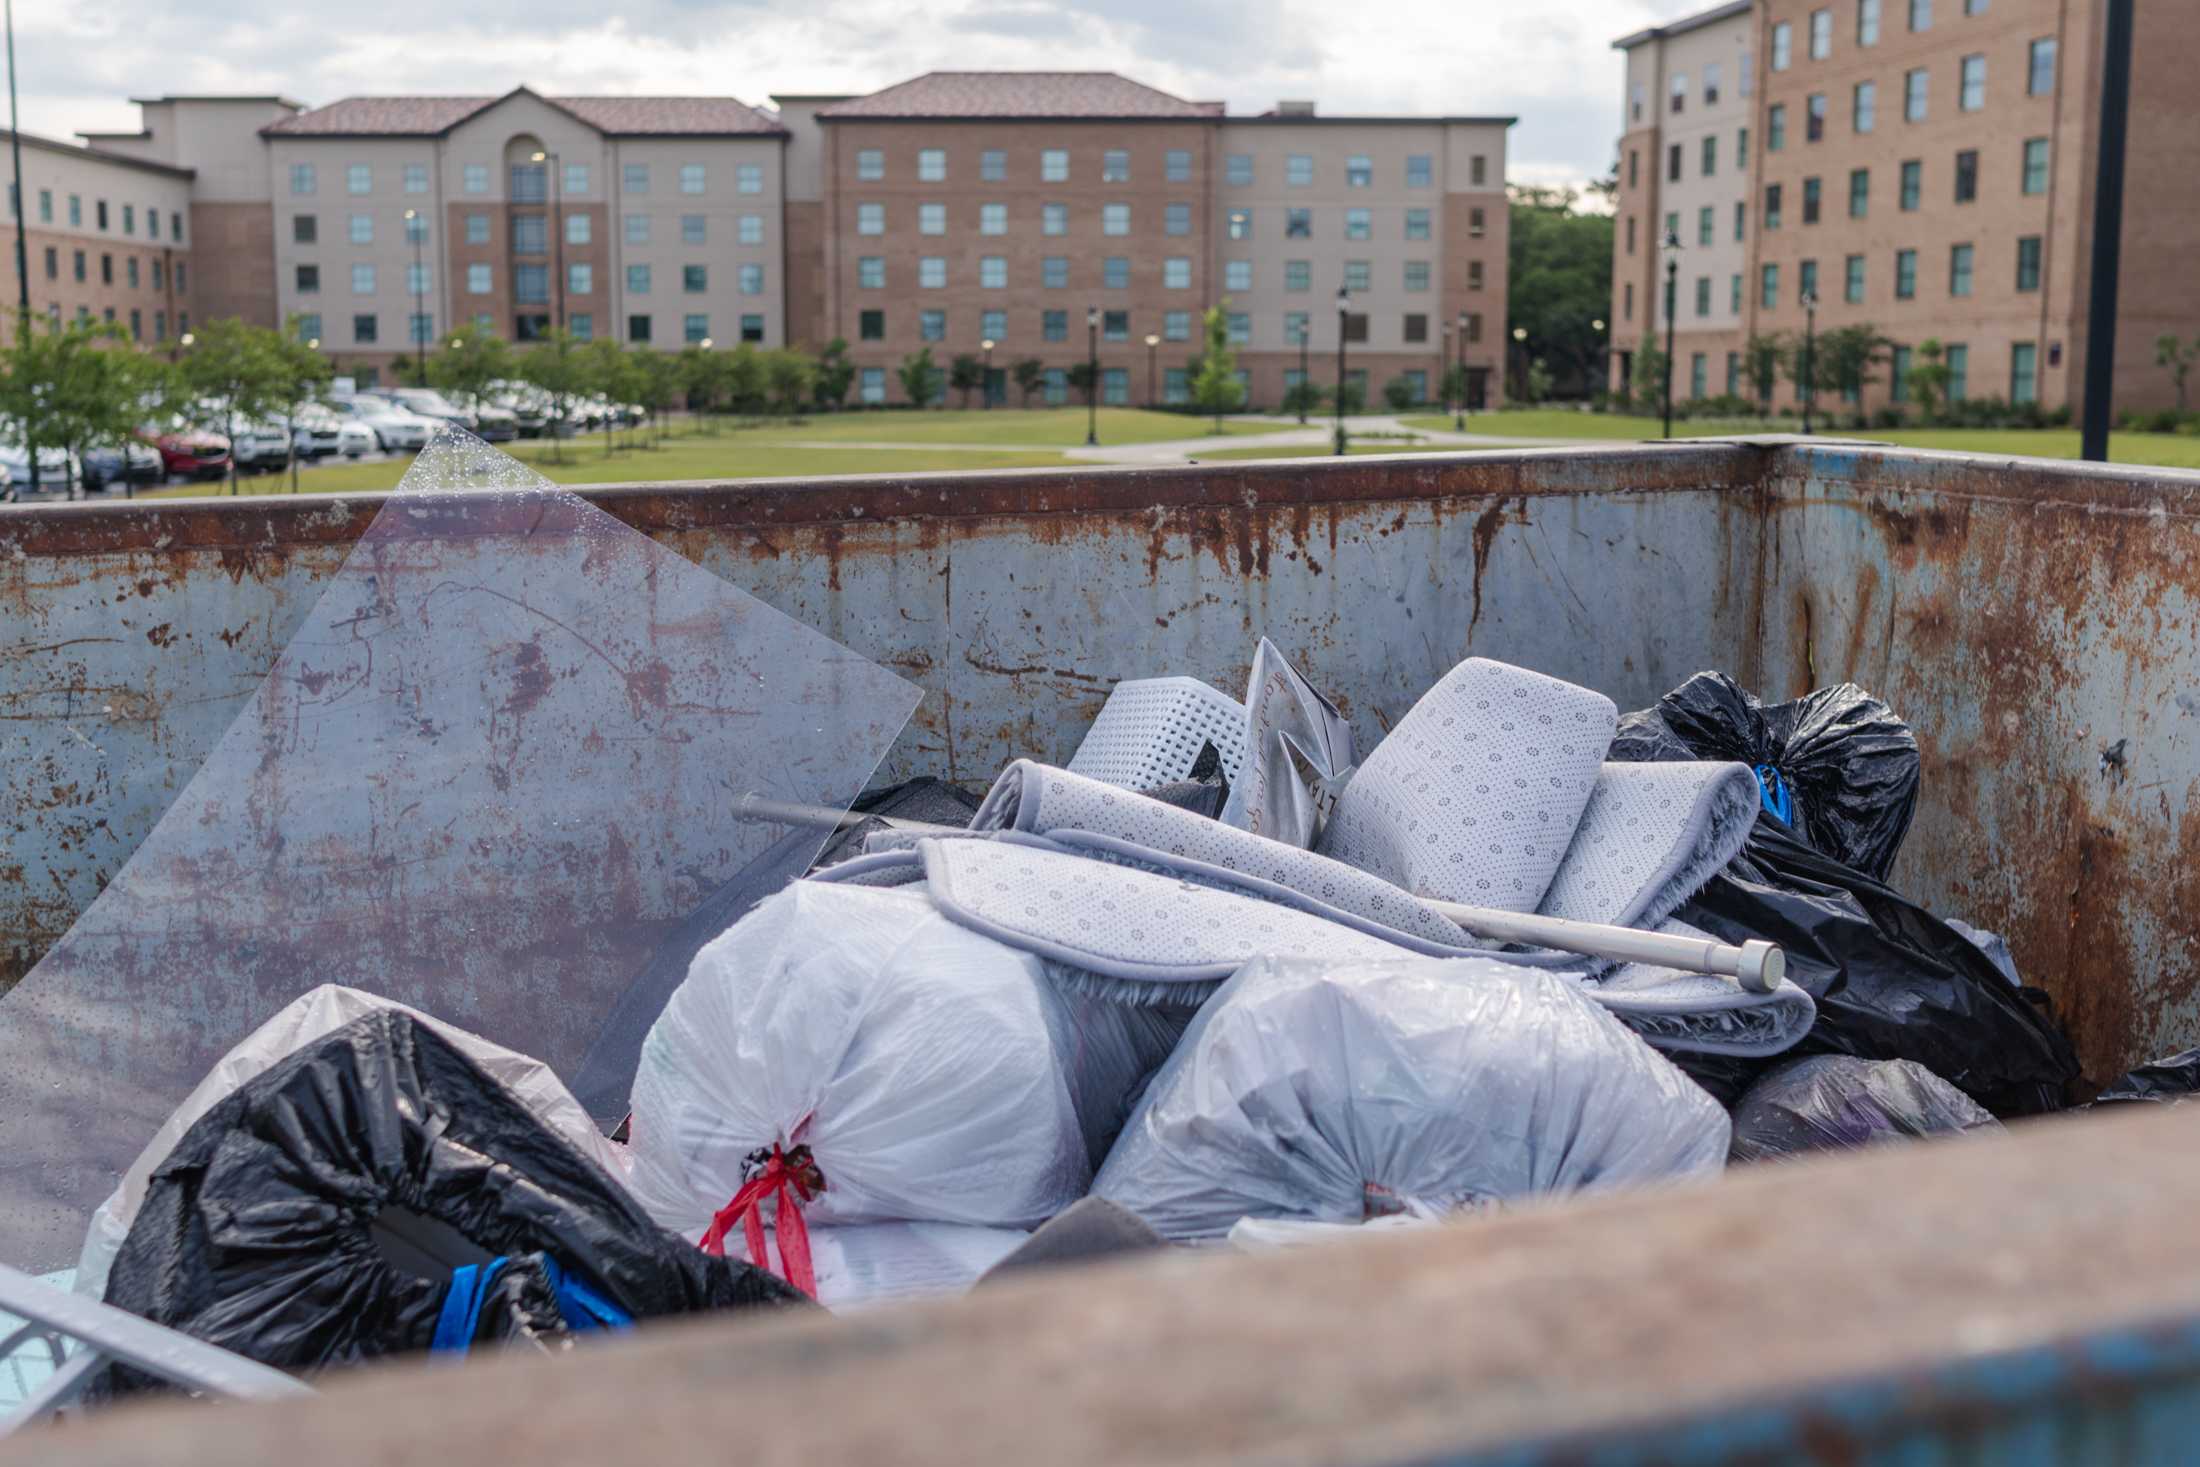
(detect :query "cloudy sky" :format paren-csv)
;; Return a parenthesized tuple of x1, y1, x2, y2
(14, 0, 1708, 192)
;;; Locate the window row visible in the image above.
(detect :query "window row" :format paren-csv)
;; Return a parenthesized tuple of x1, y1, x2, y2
(846, 306, 1469, 348)
(294, 260, 769, 298)
(24, 190, 180, 241)
(1679, 338, 2038, 409)
(1758, 142, 2049, 230)
(42, 303, 186, 343)
(849, 146, 1467, 191)
(1224, 203, 1486, 240)
(1753, 237, 2043, 309)
(286, 160, 755, 198)
(849, 254, 1453, 293)
(1772, 2, 2028, 71)
(848, 200, 1448, 241)
(287, 211, 770, 249)
(39, 247, 182, 292)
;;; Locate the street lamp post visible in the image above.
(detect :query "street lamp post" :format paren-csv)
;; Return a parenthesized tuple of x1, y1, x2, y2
(1661, 228, 1681, 440)
(1440, 319, 1454, 425)
(1334, 285, 1350, 456)
(531, 149, 564, 332)
(1455, 310, 1470, 427)
(980, 336, 995, 409)
(1591, 316, 1607, 402)
(5, 0, 35, 499)
(1143, 332, 1160, 408)
(1295, 319, 1310, 424)
(1512, 325, 1528, 405)
(1085, 305, 1099, 446)
(1800, 291, 1818, 435)
(404, 208, 426, 384)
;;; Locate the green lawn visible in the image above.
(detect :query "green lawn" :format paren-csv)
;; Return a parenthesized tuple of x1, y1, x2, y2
(1192, 441, 1480, 462)
(731, 406, 1271, 447)
(1400, 410, 1802, 440)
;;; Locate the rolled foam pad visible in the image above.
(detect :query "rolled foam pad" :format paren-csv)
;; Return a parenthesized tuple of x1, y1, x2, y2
(1536, 760, 1763, 930)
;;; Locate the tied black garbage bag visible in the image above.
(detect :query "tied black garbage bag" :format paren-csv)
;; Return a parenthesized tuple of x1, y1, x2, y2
(2093, 1049, 2200, 1106)
(1729, 1054, 1999, 1164)
(1679, 820, 2079, 1117)
(1612, 672, 1920, 880)
(93, 1010, 804, 1397)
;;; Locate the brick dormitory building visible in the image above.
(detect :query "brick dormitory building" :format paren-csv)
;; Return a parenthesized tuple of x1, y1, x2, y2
(1610, 0, 2200, 417)
(2, 74, 1515, 408)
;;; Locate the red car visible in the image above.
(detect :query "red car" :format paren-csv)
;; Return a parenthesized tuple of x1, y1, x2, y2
(138, 424, 230, 480)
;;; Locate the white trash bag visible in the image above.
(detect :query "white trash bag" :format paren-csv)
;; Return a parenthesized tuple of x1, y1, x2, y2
(625, 881, 1178, 1244)
(1093, 956, 1731, 1241)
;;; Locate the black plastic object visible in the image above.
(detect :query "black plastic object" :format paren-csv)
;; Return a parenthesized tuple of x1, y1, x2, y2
(1139, 740, 1233, 820)
(1679, 821, 2079, 1117)
(2094, 1049, 2200, 1106)
(1729, 1054, 1998, 1163)
(1612, 672, 1920, 880)
(94, 1010, 804, 1396)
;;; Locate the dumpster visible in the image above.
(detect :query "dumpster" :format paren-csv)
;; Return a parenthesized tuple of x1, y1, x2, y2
(6, 439, 2200, 1460)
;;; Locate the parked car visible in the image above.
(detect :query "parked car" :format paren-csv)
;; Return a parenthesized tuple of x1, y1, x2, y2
(81, 440, 165, 491)
(288, 405, 349, 460)
(332, 420, 377, 458)
(138, 421, 230, 480)
(371, 387, 478, 433)
(0, 441, 83, 498)
(329, 395, 430, 452)
(229, 422, 293, 472)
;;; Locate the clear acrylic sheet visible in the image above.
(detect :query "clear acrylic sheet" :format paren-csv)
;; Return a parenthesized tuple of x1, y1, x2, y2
(0, 429, 920, 1271)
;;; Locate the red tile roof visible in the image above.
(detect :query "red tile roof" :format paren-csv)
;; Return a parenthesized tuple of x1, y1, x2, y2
(263, 89, 785, 138)
(818, 72, 1222, 121)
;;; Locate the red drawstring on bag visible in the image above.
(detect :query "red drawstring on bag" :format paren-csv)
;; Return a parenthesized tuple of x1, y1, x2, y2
(699, 1143, 825, 1298)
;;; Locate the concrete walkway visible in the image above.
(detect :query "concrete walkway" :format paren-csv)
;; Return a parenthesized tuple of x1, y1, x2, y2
(768, 415, 1587, 467)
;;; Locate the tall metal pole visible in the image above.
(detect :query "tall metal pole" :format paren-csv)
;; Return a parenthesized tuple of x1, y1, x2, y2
(406, 211, 425, 384)
(1662, 249, 1678, 440)
(546, 151, 565, 331)
(1296, 324, 1309, 424)
(1084, 305, 1098, 445)
(7, 0, 37, 499)
(1801, 294, 1817, 435)
(2080, 0, 2134, 462)
(1334, 285, 1349, 456)
(1456, 310, 1469, 427)
(1144, 333, 1157, 408)
(1441, 321, 1453, 424)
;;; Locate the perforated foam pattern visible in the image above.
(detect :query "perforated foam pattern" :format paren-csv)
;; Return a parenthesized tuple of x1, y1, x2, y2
(1067, 677, 1248, 792)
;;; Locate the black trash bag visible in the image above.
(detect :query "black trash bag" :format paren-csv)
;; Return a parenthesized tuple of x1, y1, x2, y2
(93, 1009, 805, 1397)
(1138, 739, 1233, 820)
(2094, 1049, 2200, 1106)
(1679, 820, 2079, 1117)
(1612, 671, 1920, 880)
(1667, 1049, 1766, 1110)
(1729, 1054, 1999, 1163)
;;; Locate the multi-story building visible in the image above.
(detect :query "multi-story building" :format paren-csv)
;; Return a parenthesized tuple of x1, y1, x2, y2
(1612, 0, 2200, 416)
(0, 127, 198, 348)
(23, 72, 1514, 406)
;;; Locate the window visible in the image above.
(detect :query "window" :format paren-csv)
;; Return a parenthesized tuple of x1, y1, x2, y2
(1282, 310, 1309, 344)
(1104, 311, 1130, 343)
(2016, 235, 2042, 291)
(856, 148, 883, 181)
(1473, 153, 1492, 186)
(457, 214, 486, 249)
(978, 149, 1005, 183)
(1769, 104, 1787, 151)
(1846, 168, 1870, 218)
(1691, 354, 1708, 400)
(977, 308, 1006, 342)
(1470, 206, 1486, 237)
(1629, 150, 1639, 188)
(2011, 343, 2037, 403)
(35, 187, 48, 221)
(468, 263, 493, 295)
(680, 213, 706, 245)
(2030, 37, 2057, 95)
(1669, 144, 1682, 182)
(293, 213, 318, 244)
(624, 163, 648, 193)
(1706, 63, 1723, 105)
(1624, 285, 1633, 321)
(351, 263, 376, 294)
(852, 366, 883, 404)
(1164, 202, 1191, 237)
(1738, 126, 1750, 167)
(148, 207, 159, 240)
(1343, 259, 1371, 292)
(684, 314, 710, 343)
(1761, 263, 1780, 308)
(1344, 207, 1370, 241)
(1702, 136, 1717, 177)
(513, 214, 547, 253)
(1285, 208, 1311, 238)
(40, 245, 52, 279)
(1164, 258, 1192, 289)
(1466, 311, 1484, 342)
(620, 212, 647, 245)
(71, 249, 82, 281)
(1946, 344, 1968, 401)
(1277, 153, 1311, 189)
(405, 211, 428, 245)
(1403, 323, 1428, 355)
(1772, 21, 1792, 69)
(1102, 149, 1129, 182)
(1102, 203, 1130, 236)
(680, 164, 705, 195)
(1726, 352, 1741, 395)
(852, 255, 882, 289)
(1948, 243, 1974, 296)
(1810, 8, 1832, 57)
(2022, 138, 2050, 195)
(1346, 154, 1373, 187)
(1891, 345, 1913, 402)
(627, 263, 651, 294)
(1405, 261, 1431, 292)
(1731, 273, 1743, 312)
(1164, 310, 1192, 342)
(978, 257, 1005, 289)
(980, 202, 1007, 235)
(1042, 309, 1068, 343)
(1698, 205, 1715, 245)
(1807, 92, 1827, 142)
(1895, 248, 1918, 298)
(1799, 259, 1820, 302)
(1665, 210, 1680, 243)
(1042, 256, 1068, 288)
(1227, 208, 1252, 240)
(1104, 257, 1130, 289)
(1844, 254, 1866, 303)
(683, 264, 707, 293)
(409, 261, 434, 295)
(510, 163, 546, 202)
(1695, 276, 1712, 317)
(1102, 368, 1129, 406)
(918, 203, 945, 235)
(152, 256, 163, 288)
(566, 213, 590, 245)
(1632, 83, 1646, 123)
(67, 193, 79, 224)
(1765, 183, 1784, 229)
(917, 148, 946, 183)
(296, 263, 321, 294)
(1041, 149, 1068, 182)
(345, 163, 371, 195)
(1671, 73, 1689, 113)
(1910, 0, 1930, 29)
(1280, 258, 1309, 292)
(1960, 54, 1986, 111)
(1905, 68, 1928, 120)
(859, 309, 884, 341)
(1899, 160, 1922, 211)
(739, 162, 767, 196)
(726, 262, 757, 296)
(569, 313, 594, 342)
(99, 252, 112, 284)
(1032, 202, 1064, 237)
(1854, 81, 1876, 132)
(1735, 201, 1747, 240)
(1157, 147, 1190, 184)
(1859, 0, 1881, 42)
(1223, 313, 1248, 345)
(1226, 153, 1252, 186)
(1951, 149, 1978, 203)
(290, 163, 316, 195)
(919, 311, 946, 342)
(353, 313, 377, 343)
(121, 203, 134, 235)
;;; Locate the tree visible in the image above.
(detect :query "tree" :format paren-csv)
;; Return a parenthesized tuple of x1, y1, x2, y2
(764, 348, 814, 417)
(1189, 303, 1245, 430)
(678, 343, 722, 428)
(813, 338, 855, 411)
(1508, 185, 1617, 401)
(1333, 377, 1366, 414)
(1281, 380, 1324, 420)
(1440, 363, 1470, 412)
(272, 315, 334, 491)
(0, 311, 173, 500)
(583, 339, 645, 455)
(1012, 357, 1044, 408)
(1382, 376, 1417, 411)
(1806, 325, 1894, 426)
(898, 347, 944, 408)
(947, 352, 984, 410)
(629, 348, 683, 445)
(723, 343, 767, 416)
(520, 329, 591, 461)
(426, 328, 514, 421)
(1744, 333, 1785, 415)
(1525, 358, 1554, 405)
(2158, 334, 2199, 415)
(1065, 359, 1098, 408)
(1629, 334, 1669, 411)
(177, 318, 295, 495)
(1906, 339, 1955, 424)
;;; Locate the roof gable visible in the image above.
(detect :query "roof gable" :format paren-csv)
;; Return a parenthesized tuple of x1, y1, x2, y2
(818, 72, 1222, 121)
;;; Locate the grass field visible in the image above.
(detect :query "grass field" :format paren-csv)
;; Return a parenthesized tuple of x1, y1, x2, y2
(1191, 441, 1477, 461)
(1401, 410, 1803, 440)
(728, 406, 1271, 446)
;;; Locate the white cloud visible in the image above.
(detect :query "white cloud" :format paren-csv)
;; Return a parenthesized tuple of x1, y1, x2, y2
(13, 0, 1710, 190)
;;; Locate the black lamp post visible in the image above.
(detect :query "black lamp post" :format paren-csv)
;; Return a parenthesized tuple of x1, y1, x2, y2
(1084, 305, 1099, 446)
(1334, 285, 1350, 456)
(1800, 291, 1818, 435)
(1661, 228, 1680, 440)
(1295, 319, 1310, 424)
(1591, 315, 1607, 401)
(1143, 332, 1159, 408)
(981, 336, 995, 409)
(1455, 310, 1470, 427)
(404, 208, 427, 383)
(1441, 319, 1454, 424)
(5, 0, 34, 499)
(532, 148, 564, 331)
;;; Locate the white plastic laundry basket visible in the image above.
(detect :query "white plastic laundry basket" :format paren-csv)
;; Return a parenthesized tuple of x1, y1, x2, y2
(1066, 677, 1247, 791)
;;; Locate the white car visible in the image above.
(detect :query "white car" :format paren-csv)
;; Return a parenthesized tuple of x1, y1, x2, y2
(229, 422, 293, 471)
(291, 404, 374, 459)
(331, 396, 432, 451)
(0, 441, 83, 497)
